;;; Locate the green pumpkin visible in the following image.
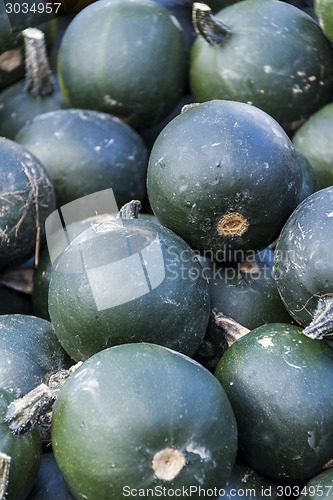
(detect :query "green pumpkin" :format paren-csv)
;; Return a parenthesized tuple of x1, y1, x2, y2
(147, 99, 302, 259)
(298, 467, 333, 499)
(16, 109, 148, 208)
(0, 138, 55, 271)
(293, 102, 333, 189)
(215, 323, 333, 481)
(219, 460, 278, 499)
(27, 453, 74, 499)
(48, 217, 210, 361)
(190, 0, 333, 135)
(0, 389, 41, 500)
(0, 314, 71, 398)
(52, 343, 237, 500)
(57, 0, 188, 128)
(274, 187, 333, 335)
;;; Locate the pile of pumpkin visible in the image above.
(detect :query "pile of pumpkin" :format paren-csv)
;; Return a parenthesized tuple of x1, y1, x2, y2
(0, 0, 332, 498)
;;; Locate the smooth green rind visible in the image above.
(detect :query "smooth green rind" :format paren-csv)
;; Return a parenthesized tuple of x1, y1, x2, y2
(48, 218, 210, 361)
(32, 245, 53, 320)
(147, 100, 302, 258)
(297, 149, 320, 203)
(215, 324, 333, 481)
(190, 0, 333, 136)
(274, 187, 333, 327)
(293, 102, 333, 189)
(52, 343, 237, 500)
(0, 389, 41, 500)
(298, 467, 333, 499)
(57, 0, 187, 129)
(16, 109, 148, 208)
(0, 315, 71, 398)
(315, 0, 333, 43)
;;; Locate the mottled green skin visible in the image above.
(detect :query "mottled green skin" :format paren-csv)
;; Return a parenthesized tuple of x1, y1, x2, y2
(274, 187, 333, 327)
(190, 0, 333, 136)
(215, 324, 333, 481)
(0, 315, 71, 398)
(0, 78, 67, 140)
(0, 389, 41, 500)
(48, 218, 210, 361)
(315, 0, 333, 43)
(147, 100, 302, 258)
(27, 453, 74, 500)
(52, 343, 237, 500)
(219, 460, 278, 499)
(298, 468, 333, 499)
(16, 109, 148, 208)
(194, 249, 293, 372)
(0, 138, 56, 271)
(57, 0, 187, 129)
(293, 103, 333, 189)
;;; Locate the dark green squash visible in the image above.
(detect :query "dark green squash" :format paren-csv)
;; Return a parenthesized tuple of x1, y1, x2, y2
(147, 99, 302, 259)
(0, 314, 71, 398)
(293, 102, 333, 189)
(15, 108, 148, 208)
(27, 453, 74, 500)
(297, 149, 320, 204)
(0, 138, 55, 271)
(0, 28, 67, 140)
(153, 0, 195, 49)
(0, 389, 41, 500)
(32, 245, 53, 320)
(298, 467, 333, 499)
(57, 0, 188, 129)
(48, 214, 210, 361)
(190, 0, 333, 136)
(215, 323, 333, 481)
(219, 460, 278, 499)
(274, 187, 333, 338)
(52, 343, 237, 499)
(194, 249, 294, 371)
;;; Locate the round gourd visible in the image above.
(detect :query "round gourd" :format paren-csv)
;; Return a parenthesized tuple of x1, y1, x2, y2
(297, 149, 320, 203)
(0, 138, 55, 271)
(190, 0, 333, 136)
(194, 249, 293, 371)
(315, 0, 333, 43)
(52, 343, 237, 499)
(274, 187, 333, 335)
(0, 28, 67, 140)
(0, 389, 41, 500)
(147, 100, 302, 259)
(48, 216, 210, 361)
(215, 323, 333, 481)
(32, 245, 53, 320)
(219, 460, 278, 499)
(153, 0, 195, 49)
(298, 468, 333, 500)
(293, 102, 333, 189)
(26, 453, 74, 500)
(0, 314, 71, 398)
(15, 109, 148, 207)
(57, 0, 187, 129)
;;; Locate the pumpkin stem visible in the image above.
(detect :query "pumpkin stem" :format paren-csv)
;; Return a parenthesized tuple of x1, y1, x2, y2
(117, 200, 141, 220)
(152, 448, 186, 481)
(302, 296, 333, 340)
(23, 28, 54, 97)
(0, 453, 11, 500)
(192, 3, 231, 47)
(4, 362, 82, 435)
(213, 310, 250, 347)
